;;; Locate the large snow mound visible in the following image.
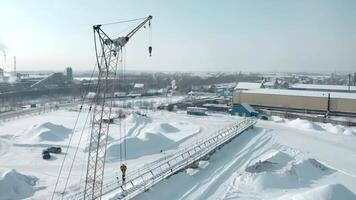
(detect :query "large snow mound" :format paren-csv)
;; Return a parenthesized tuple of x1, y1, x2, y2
(253, 158, 333, 191)
(239, 149, 335, 192)
(246, 151, 293, 173)
(285, 184, 356, 200)
(106, 120, 200, 160)
(144, 122, 200, 142)
(106, 132, 175, 160)
(26, 122, 72, 142)
(0, 169, 39, 200)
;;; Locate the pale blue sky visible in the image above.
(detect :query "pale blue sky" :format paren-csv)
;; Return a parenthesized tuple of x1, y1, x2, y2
(0, 0, 355, 72)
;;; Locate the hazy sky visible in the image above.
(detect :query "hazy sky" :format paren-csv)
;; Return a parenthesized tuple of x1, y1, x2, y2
(0, 0, 355, 73)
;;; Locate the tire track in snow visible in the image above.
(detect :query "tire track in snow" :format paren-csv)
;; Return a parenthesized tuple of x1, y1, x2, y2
(181, 129, 274, 200)
(0, 139, 10, 157)
(134, 127, 274, 200)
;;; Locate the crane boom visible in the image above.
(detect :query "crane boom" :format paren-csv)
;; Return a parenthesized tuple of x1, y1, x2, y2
(83, 16, 152, 200)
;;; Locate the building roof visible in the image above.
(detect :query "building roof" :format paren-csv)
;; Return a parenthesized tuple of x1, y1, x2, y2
(234, 82, 263, 90)
(202, 103, 230, 108)
(133, 83, 144, 88)
(263, 81, 275, 87)
(290, 83, 356, 92)
(240, 103, 257, 113)
(239, 88, 356, 100)
(214, 82, 237, 89)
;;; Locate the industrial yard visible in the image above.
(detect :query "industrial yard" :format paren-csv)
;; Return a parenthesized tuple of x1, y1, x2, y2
(0, 98, 356, 200)
(1, 1, 356, 200)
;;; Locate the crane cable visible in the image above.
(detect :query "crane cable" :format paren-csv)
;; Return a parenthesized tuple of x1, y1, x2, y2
(100, 17, 147, 27)
(60, 102, 93, 198)
(123, 46, 127, 163)
(119, 47, 127, 164)
(51, 64, 97, 200)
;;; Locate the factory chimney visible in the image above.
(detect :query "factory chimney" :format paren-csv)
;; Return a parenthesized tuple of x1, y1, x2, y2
(348, 73, 351, 92)
(13, 56, 16, 76)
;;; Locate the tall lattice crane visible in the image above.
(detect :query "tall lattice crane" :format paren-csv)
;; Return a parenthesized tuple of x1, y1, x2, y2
(84, 15, 152, 200)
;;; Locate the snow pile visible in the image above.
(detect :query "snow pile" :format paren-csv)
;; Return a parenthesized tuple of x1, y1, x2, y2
(26, 122, 72, 142)
(286, 118, 323, 131)
(253, 158, 332, 191)
(153, 123, 180, 133)
(145, 122, 200, 142)
(106, 132, 174, 160)
(238, 149, 334, 192)
(284, 184, 356, 200)
(272, 117, 356, 136)
(124, 113, 152, 137)
(245, 151, 293, 173)
(0, 169, 38, 200)
(106, 120, 200, 160)
(270, 116, 286, 123)
(321, 123, 356, 136)
(125, 113, 149, 124)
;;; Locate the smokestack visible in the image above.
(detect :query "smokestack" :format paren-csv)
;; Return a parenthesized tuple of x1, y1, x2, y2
(13, 56, 16, 76)
(0, 42, 6, 64)
(354, 72, 356, 86)
(348, 73, 351, 92)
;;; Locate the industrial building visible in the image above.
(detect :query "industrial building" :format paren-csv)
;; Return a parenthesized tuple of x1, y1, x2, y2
(233, 89, 356, 116)
(289, 83, 356, 93)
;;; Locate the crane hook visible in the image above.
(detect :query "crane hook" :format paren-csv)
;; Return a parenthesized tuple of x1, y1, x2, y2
(148, 46, 152, 56)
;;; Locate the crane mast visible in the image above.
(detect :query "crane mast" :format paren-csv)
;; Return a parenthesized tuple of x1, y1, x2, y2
(84, 15, 152, 200)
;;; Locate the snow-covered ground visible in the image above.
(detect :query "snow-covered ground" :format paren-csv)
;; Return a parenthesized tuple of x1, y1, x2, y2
(0, 104, 236, 200)
(133, 117, 356, 200)
(1, 105, 356, 200)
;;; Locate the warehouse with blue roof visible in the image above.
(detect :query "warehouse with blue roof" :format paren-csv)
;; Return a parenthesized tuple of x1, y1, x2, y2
(232, 103, 258, 117)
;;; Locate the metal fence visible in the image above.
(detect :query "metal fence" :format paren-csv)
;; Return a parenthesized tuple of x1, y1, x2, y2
(0, 102, 80, 122)
(62, 118, 256, 200)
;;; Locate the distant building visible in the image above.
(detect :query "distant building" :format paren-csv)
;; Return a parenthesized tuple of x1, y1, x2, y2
(262, 80, 277, 89)
(129, 83, 145, 96)
(187, 107, 207, 116)
(0, 68, 3, 81)
(66, 67, 73, 81)
(30, 72, 68, 89)
(234, 82, 263, 91)
(202, 103, 230, 112)
(233, 89, 356, 116)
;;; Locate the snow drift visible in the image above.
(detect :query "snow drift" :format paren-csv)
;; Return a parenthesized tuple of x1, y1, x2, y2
(284, 184, 356, 200)
(0, 169, 39, 200)
(271, 117, 356, 136)
(286, 118, 323, 131)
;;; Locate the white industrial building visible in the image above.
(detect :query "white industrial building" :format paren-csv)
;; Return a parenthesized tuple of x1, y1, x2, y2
(233, 89, 356, 116)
